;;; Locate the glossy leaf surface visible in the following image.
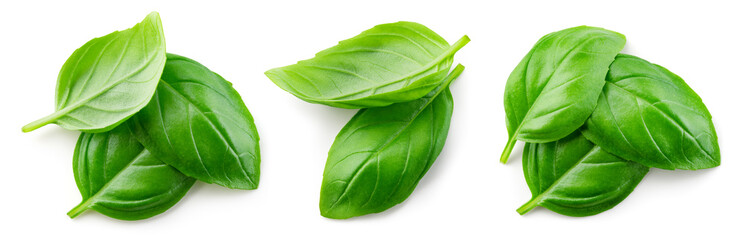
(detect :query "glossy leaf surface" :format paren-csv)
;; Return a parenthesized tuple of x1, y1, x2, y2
(129, 54, 260, 189)
(320, 65, 463, 219)
(266, 21, 469, 108)
(582, 54, 720, 170)
(519, 131, 648, 217)
(501, 26, 625, 163)
(68, 124, 195, 220)
(23, 12, 166, 133)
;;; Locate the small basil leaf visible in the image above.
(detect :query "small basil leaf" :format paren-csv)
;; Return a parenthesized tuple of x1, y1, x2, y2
(501, 26, 625, 163)
(518, 131, 648, 217)
(23, 12, 166, 133)
(266, 21, 469, 109)
(129, 54, 261, 189)
(581, 54, 720, 170)
(320, 64, 463, 219)
(68, 124, 195, 220)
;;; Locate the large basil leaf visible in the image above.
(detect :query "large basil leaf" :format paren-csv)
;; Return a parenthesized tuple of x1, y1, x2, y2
(68, 124, 195, 220)
(266, 21, 469, 109)
(129, 54, 260, 190)
(501, 26, 625, 163)
(320, 64, 463, 219)
(518, 131, 648, 217)
(581, 54, 720, 170)
(23, 12, 166, 133)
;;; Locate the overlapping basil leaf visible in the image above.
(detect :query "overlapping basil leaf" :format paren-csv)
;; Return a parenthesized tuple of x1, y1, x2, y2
(266, 21, 469, 109)
(501, 26, 625, 163)
(23, 12, 166, 133)
(518, 131, 648, 217)
(582, 54, 720, 170)
(320, 65, 463, 219)
(129, 54, 260, 189)
(68, 124, 195, 220)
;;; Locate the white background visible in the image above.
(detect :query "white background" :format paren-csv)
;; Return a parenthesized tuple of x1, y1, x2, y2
(1, 0, 742, 239)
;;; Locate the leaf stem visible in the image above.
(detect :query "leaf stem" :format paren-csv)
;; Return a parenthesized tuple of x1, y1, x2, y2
(516, 198, 540, 215)
(448, 35, 471, 56)
(443, 64, 465, 87)
(67, 200, 92, 219)
(500, 136, 517, 163)
(22, 110, 65, 132)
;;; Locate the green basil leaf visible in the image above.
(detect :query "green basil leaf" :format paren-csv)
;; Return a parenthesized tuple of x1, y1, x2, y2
(320, 64, 463, 219)
(23, 12, 166, 133)
(68, 124, 195, 220)
(518, 131, 648, 217)
(266, 21, 469, 109)
(501, 26, 625, 163)
(581, 54, 720, 170)
(129, 54, 260, 190)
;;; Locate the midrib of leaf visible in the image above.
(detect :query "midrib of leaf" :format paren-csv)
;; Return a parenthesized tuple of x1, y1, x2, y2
(612, 74, 708, 117)
(588, 91, 645, 161)
(283, 68, 326, 97)
(605, 82, 716, 161)
(68, 149, 148, 218)
(359, 155, 382, 208)
(389, 104, 444, 203)
(326, 65, 463, 210)
(541, 162, 645, 214)
(170, 79, 259, 142)
(505, 30, 561, 130)
(70, 28, 135, 106)
(75, 161, 193, 217)
(59, 35, 121, 108)
(22, 44, 162, 132)
(170, 77, 242, 111)
(94, 175, 191, 212)
(301, 64, 377, 84)
(634, 97, 674, 165)
(158, 80, 255, 187)
(287, 35, 469, 102)
(613, 75, 683, 94)
(320, 48, 426, 65)
(501, 34, 607, 163)
(517, 146, 601, 215)
(186, 105, 213, 180)
(375, 134, 414, 206)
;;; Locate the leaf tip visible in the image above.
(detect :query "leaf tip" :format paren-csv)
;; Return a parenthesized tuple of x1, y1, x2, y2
(145, 11, 161, 21)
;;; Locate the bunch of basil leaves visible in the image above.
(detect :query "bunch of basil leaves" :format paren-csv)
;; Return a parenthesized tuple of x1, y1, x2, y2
(22, 12, 261, 220)
(266, 21, 469, 219)
(501, 26, 720, 217)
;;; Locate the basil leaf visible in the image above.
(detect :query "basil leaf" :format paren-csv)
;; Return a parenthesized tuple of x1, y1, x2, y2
(518, 131, 648, 217)
(501, 26, 625, 163)
(129, 54, 261, 190)
(581, 54, 720, 170)
(266, 21, 469, 109)
(68, 124, 195, 220)
(23, 12, 166, 133)
(320, 64, 463, 219)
